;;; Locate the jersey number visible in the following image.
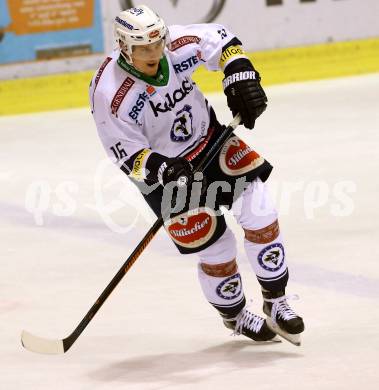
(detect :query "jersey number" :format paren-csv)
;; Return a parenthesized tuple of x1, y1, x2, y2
(217, 28, 227, 39)
(110, 142, 127, 161)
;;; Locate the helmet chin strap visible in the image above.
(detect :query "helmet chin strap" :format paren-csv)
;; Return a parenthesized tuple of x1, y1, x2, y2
(119, 41, 133, 65)
(120, 49, 132, 64)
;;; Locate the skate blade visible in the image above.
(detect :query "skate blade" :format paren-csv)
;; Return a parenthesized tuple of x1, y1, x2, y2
(230, 332, 282, 344)
(247, 336, 282, 345)
(269, 336, 282, 344)
(266, 318, 301, 346)
(252, 336, 282, 344)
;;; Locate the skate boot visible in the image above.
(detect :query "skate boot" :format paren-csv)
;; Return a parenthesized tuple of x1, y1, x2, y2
(223, 305, 278, 342)
(262, 289, 305, 346)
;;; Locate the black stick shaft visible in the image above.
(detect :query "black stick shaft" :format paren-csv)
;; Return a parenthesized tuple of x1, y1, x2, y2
(63, 114, 241, 352)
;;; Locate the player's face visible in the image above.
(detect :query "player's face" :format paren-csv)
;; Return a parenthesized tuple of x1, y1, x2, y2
(132, 39, 165, 76)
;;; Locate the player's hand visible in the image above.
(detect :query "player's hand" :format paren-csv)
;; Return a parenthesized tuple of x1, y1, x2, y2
(223, 59, 267, 129)
(158, 157, 194, 187)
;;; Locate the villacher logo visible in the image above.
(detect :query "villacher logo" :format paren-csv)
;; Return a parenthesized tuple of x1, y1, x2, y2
(219, 136, 264, 176)
(165, 207, 217, 249)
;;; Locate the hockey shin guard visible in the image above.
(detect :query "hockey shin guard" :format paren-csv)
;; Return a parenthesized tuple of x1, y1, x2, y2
(243, 220, 289, 292)
(197, 259, 246, 319)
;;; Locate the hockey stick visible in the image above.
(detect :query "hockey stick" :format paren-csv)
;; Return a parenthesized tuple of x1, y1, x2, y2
(21, 114, 241, 354)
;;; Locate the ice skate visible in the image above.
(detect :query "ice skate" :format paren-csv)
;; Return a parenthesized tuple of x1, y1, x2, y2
(223, 305, 279, 343)
(262, 289, 305, 346)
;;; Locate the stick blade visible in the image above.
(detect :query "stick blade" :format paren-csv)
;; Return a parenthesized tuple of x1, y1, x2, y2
(21, 330, 65, 354)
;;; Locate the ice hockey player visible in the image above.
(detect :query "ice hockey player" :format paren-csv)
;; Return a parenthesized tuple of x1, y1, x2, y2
(89, 4, 304, 345)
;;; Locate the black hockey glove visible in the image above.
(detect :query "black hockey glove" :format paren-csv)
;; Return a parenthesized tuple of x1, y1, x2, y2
(158, 157, 194, 188)
(223, 59, 267, 129)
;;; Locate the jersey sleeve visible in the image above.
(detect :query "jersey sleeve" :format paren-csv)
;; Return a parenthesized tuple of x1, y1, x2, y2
(91, 89, 154, 179)
(93, 91, 148, 161)
(91, 89, 169, 183)
(168, 23, 249, 72)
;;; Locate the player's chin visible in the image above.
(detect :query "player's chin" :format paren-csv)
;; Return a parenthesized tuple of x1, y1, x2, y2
(144, 62, 159, 75)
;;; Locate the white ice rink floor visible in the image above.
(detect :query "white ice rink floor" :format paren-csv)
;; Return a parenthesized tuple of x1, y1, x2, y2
(1, 73, 379, 390)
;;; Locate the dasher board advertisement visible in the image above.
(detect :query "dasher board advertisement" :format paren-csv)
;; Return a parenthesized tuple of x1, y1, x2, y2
(0, 0, 104, 65)
(112, 0, 379, 51)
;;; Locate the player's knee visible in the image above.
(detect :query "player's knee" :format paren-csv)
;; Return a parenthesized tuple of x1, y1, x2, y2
(233, 183, 278, 228)
(243, 219, 280, 244)
(197, 227, 237, 264)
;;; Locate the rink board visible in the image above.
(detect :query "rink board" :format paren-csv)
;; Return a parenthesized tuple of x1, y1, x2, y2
(0, 37, 379, 116)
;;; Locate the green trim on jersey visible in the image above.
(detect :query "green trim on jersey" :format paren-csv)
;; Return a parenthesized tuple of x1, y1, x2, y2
(117, 55, 170, 87)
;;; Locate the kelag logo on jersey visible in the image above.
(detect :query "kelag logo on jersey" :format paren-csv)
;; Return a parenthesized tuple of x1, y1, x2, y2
(171, 105, 193, 142)
(149, 78, 194, 117)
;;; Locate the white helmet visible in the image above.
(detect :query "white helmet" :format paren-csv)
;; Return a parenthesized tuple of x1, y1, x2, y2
(114, 5, 167, 63)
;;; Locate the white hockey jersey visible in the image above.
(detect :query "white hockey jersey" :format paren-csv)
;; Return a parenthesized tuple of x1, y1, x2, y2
(89, 23, 247, 181)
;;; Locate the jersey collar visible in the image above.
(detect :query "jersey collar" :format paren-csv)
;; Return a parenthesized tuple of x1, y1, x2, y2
(117, 55, 169, 87)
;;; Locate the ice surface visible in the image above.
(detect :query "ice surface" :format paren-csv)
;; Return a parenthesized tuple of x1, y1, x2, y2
(1, 74, 379, 389)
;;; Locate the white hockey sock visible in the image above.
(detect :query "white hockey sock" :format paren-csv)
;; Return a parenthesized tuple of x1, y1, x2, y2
(244, 232, 288, 291)
(197, 260, 246, 318)
(232, 179, 289, 292)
